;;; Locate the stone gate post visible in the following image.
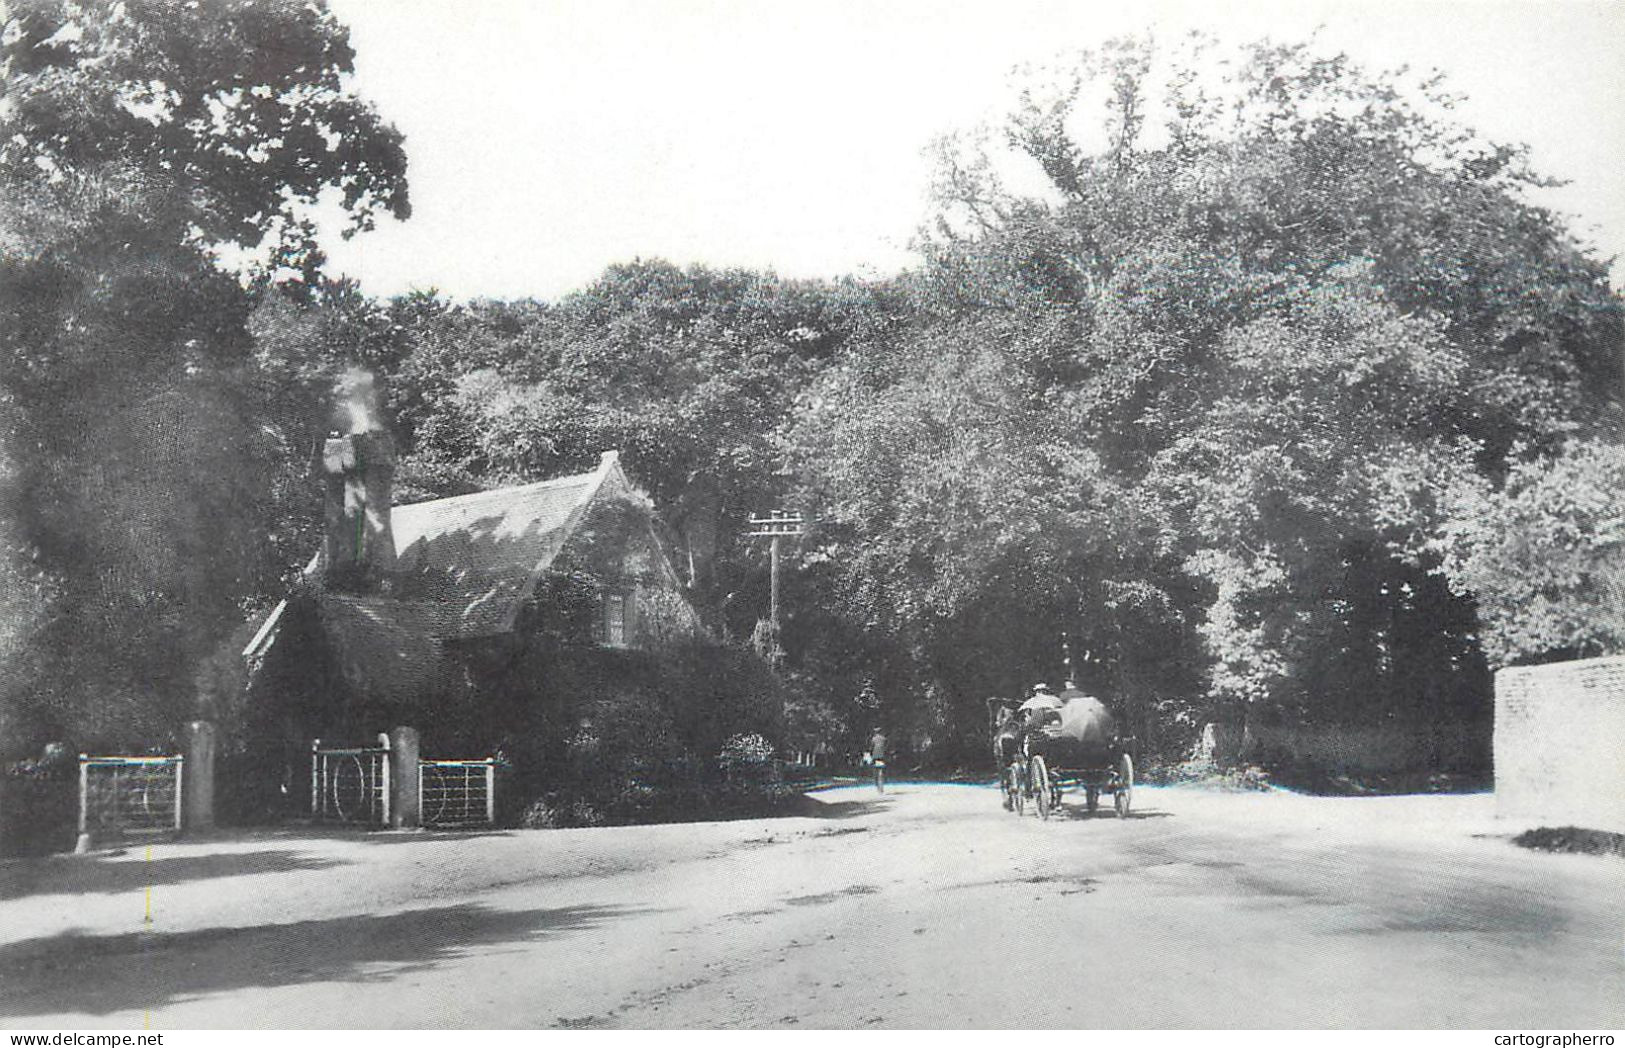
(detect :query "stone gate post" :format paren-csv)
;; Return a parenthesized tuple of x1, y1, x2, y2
(183, 720, 217, 832)
(389, 726, 420, 829)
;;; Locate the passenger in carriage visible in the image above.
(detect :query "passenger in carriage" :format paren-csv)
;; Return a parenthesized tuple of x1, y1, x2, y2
(1022, 683, 1065, 741)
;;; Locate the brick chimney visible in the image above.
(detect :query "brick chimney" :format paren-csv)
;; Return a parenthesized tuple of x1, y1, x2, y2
(321, 371, 397, 590)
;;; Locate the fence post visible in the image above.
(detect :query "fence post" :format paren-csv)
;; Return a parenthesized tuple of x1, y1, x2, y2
(388, 726, 420, 829)
(485, 759, 496, 825)
(74, 755, 91, 854)
(183, 720, 216, 832)
(172, 756, 184, 831)
(379, 733, 392, 826)
(310, 739, 320, 819)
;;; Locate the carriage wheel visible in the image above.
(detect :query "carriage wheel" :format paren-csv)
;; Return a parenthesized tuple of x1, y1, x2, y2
(1031, 756, 1051, 821)
(1085, 787, 1099, 813)
(1114, 753, 1134, 818)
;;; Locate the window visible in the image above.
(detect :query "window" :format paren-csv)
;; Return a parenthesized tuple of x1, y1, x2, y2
(603, 593, 628, 648)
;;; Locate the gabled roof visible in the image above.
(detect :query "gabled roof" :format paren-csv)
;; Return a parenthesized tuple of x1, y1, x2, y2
(244, 450, 633, 660)
(389, 452, 620, 638)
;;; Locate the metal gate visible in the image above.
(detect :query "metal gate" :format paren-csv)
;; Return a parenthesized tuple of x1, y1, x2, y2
(310, 739, 390, 825)
(79, 755, 183, 836)
(419, 758, 496, 827)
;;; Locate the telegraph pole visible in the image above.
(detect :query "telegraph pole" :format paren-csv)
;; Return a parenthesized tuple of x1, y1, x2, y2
(746, 511, 804, 666)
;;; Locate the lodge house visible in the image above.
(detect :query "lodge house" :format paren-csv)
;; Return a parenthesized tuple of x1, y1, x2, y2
(233, 410, 703, 819)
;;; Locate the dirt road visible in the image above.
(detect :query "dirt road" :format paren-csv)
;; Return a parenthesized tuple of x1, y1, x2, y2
(3, 784, 1621, 1029)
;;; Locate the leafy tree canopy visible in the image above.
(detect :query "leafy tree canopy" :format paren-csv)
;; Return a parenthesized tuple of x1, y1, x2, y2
(0, 0, 408, 752)
(784, 34, 1622, 761)
(2, 0, 409, 283)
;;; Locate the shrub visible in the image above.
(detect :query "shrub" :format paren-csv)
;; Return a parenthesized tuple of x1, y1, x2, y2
(518, 797, 560, 829)
(519, 794, 605, 829)
(2, 745, 78, 856)
(719, 732, 777, 782)
(1144, 757, 1273, 792)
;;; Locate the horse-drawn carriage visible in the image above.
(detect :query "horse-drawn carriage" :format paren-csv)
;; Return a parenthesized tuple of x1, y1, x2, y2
(990, 687, 1133, 820)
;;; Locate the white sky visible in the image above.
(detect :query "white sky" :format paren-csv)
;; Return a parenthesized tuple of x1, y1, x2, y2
(321, 0, 1625, 302)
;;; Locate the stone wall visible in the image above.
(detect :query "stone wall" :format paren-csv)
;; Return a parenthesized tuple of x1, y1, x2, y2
(1495, 655, 1625, 832)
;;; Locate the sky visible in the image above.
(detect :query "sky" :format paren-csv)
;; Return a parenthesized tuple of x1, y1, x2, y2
(321, 0, 1625, 303)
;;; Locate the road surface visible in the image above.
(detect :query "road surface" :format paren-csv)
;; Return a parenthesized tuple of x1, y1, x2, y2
(2, 784, 1621, 1028)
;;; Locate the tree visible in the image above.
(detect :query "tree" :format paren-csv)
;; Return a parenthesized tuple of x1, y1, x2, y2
(0, 0, 409, 752)
(788, 34, 1621, 769)
(1, 0, 408, 283)
(381, 260, 904, 639)
(1439, 439, 1625, 667)
(783, 314, 1201, 756)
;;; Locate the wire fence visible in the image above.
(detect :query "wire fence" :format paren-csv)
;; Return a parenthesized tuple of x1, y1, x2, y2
(79, 755, 183, 836)
(420, 758, 496, 827)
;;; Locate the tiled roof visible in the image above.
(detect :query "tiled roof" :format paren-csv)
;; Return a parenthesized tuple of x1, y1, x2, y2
(316, 592, 456, 704)
(389, 467, 602, 637)
(245, 453, 632, 691)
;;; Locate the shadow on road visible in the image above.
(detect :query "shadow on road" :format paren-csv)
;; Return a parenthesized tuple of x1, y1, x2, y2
(991, 805, 1173, 822)
(1048, 806, 1174, 822)
(0, 901, 653, 1019)
(793, 795, 894, 820)
(0, 850, 347, 900)
(351, 829, 517, 846)
(199, 825, 517, 846)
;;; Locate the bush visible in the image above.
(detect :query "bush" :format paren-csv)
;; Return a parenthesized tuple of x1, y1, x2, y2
(2, 746, 79, 856)
(513, 754, 800, 830)
(719, 732, 777, 783)
(519, 794, 606, 829)
(451, 628, 795, 830)
(1143, 758, 1273, 792)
